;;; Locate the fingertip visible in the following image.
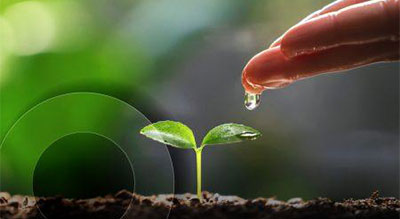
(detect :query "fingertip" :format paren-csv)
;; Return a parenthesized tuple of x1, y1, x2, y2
(242, 47, 296, 91)
(242, 69, 264, 94)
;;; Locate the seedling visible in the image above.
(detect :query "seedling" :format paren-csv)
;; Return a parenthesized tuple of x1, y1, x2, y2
(140, 121, 261, 200)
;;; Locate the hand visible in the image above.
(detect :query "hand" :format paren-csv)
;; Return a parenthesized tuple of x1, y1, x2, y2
(242, 0, 399, 94)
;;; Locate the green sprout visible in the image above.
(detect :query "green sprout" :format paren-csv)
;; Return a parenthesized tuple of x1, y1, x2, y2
(140, 121, 261, 200)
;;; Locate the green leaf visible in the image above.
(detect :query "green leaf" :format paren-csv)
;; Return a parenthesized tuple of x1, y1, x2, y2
(140, 121, 196, 149)
(201, 123, 261, 146)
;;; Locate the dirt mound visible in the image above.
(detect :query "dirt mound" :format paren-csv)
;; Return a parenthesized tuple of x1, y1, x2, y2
(0, 190, 398, 219)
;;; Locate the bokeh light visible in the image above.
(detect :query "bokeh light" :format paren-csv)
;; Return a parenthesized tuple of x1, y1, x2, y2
(2, 1, 55, 56)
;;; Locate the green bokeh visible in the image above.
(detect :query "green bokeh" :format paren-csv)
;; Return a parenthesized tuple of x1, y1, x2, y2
(2, 0, 393, 201)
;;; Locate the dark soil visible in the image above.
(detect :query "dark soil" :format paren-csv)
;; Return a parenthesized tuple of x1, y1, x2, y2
(0, 190, 398, 219)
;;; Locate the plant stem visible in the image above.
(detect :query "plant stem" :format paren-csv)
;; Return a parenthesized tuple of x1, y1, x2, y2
(195, 147, 203, 200)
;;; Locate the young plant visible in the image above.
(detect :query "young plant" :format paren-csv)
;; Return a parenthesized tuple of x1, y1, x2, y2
(140, 121, 261, 200)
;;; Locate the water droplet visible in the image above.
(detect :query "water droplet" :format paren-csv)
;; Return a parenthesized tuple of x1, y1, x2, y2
(244, 92, 260, 110)
(238, 131, 258, 140)
(239, 132, 257, 137)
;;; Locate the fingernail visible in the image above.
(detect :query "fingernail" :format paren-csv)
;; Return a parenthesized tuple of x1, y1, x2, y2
(242, 47, 294, 90)
(242, 71, 264, 94)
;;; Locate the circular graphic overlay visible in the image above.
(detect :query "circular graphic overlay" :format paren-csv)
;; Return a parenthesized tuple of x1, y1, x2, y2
(0, 92, 174, 219)
(33, 132, 134, 219)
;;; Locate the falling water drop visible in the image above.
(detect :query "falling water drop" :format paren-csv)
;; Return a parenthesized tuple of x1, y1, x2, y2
(244, 92, 260, 110)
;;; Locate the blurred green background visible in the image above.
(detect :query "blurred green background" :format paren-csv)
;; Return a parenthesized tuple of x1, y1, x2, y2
(0, 0, 398, 201)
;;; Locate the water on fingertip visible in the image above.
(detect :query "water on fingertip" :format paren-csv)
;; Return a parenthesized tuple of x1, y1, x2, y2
(244, 92, 260, 110)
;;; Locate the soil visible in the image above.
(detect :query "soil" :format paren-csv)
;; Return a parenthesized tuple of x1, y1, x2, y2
(0, 190, 398, 219)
